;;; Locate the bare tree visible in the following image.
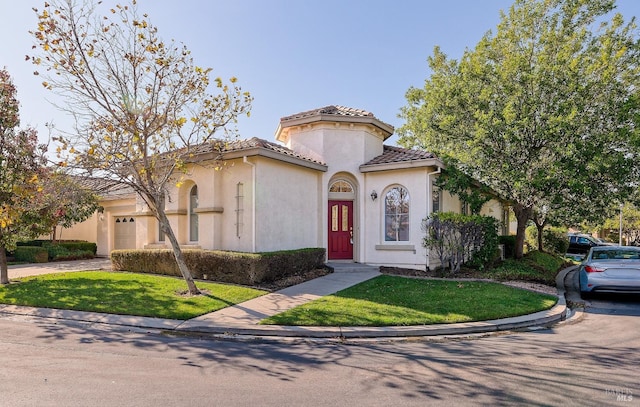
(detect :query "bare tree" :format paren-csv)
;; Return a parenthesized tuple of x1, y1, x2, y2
(29, 0, 252, 294)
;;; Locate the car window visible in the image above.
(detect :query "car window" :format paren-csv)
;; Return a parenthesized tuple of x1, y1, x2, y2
(578, 237, 590, 244)
(594, 250, 640, 260)
(593, 252, 609, 260)
(570, 236, 577, 243)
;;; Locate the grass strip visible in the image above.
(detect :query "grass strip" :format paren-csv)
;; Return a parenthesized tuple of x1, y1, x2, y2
(262, 275, 557, 326)
(0, 271, 267, 320)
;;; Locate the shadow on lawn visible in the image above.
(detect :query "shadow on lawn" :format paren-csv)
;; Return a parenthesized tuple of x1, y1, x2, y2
(0, 275, 245, 319)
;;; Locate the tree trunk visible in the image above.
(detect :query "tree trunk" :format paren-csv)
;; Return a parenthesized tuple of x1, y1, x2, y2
(0, 246, 8, 285)
(157, 208, 200, 295)
(513, 203, 533, 259)
(534, 221, 545, 253)
(537, 223, 544, 252)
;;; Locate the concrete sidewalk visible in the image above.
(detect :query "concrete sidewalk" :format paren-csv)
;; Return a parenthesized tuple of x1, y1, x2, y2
(0, 259, 569, 339)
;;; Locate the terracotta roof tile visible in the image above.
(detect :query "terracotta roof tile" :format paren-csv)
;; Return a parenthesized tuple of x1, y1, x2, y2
(73, 176, 136, 199)
(363, 145, 436, 166)
(281, 105, 375, 121)
(188, 137, 325, 166)
(280, 105, 393, 130)
(224, 137, 326, 165)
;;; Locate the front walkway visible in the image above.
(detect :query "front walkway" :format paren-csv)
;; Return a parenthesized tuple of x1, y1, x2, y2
(178, 263, 380, 329)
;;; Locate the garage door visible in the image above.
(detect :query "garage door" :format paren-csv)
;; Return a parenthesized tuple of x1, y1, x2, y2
(114, 217, 136, 250)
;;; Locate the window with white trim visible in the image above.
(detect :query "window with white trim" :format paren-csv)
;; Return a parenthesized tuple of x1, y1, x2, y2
(329, 180, 354, 193)
(384, 186, 410, 242)
(432, 183, 441, 214)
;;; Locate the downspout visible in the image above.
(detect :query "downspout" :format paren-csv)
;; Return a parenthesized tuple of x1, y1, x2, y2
(243, 156, 257, 252)
(426, 166, 442, 271)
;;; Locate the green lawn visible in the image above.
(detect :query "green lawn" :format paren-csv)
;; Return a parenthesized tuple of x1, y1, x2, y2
(261, 275, 557, 326)
(0, 271, 267, 320)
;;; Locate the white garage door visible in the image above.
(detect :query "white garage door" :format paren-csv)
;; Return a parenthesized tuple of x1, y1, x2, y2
(114, 217, 136, 250)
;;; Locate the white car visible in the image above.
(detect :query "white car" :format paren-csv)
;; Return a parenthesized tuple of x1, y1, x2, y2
(579, 246, 640, 298)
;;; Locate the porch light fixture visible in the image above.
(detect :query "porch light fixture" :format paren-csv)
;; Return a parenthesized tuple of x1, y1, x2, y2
(370, 190, 378, 201)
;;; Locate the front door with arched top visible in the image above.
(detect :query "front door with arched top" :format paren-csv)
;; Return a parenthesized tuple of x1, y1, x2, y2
(328, 200, 353, 260)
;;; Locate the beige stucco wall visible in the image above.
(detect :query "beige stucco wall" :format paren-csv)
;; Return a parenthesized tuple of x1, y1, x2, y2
(138, 160, 254, 252)
(134, 155, 324, 254)
(253, 157, 322, 252)
(284, 123, 385, 171)
(56, 213, 98, 243)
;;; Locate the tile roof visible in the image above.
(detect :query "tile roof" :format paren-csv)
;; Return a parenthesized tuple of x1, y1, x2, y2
(280, 105, 394, 131)
(363, 145, 437, 166)
(73, 176, 136, 199)
(185, 137, 326, 165)
(223, 137, 326, 165)
(281, 105, 375, 121)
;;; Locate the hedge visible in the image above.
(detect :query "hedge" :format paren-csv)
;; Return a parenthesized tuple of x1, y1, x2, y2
(498, 235, 516, 259)
(111, 248, 326, 286)
(14, 246, 49, 263)
(16, 240, 97, 261)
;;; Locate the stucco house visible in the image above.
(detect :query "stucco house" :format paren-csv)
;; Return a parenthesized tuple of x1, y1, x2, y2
(60, 105, 509, 269)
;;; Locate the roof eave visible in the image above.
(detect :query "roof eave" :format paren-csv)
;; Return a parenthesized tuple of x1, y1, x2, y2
(359, 158, 445, 173)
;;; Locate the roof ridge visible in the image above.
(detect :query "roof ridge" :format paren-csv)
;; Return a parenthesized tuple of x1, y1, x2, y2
(281, 105, 378, 122)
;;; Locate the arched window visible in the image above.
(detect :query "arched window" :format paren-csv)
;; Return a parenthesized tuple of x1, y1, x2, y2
(189, 185, 198, 242)
(384, 186, 410, 242)
(329, 180, 354, 193)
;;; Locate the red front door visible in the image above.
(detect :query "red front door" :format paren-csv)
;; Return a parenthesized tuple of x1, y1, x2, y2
(328, 200, 353, 260)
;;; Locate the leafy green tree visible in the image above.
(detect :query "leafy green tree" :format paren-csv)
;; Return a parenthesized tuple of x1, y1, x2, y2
(434, 164, 493, 215)
(39, 173, 100, 243)
(0, 69, 50, 284)
(602, 203, 640, 245)
(29, 1, 252, 294)
(399, 0, 640, 259)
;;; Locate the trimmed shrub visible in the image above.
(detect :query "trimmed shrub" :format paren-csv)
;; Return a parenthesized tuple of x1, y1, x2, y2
(16, 240, 97, 260)
(54, 242, 97, 256)
(47, 245, 95, 261)
(422, 212, 499, 272)
(498, 235, 516, 259)
(110, 248, 326, 286)
(544, 227, 570, 255)
(14, 246, 49, 263)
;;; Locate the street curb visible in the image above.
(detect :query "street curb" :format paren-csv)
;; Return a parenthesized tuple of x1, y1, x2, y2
(174, 268, 574, 338)
(173, 302, 567, 338)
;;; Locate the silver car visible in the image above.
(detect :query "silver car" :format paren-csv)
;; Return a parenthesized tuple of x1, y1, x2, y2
(579, 246, 640, 297)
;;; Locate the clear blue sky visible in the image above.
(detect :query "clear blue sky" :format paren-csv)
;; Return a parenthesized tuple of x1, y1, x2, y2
(1, 0, 638, 147)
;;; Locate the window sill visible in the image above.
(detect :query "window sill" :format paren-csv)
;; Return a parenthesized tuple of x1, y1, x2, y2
(375, 244, 416, 254)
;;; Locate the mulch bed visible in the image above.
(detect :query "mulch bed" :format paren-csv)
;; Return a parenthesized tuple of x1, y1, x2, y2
(380, 266, 486, 279)
(258, 265, 559, 294)
(260, 265, 486, 291)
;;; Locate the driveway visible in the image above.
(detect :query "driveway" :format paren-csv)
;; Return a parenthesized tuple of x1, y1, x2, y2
(7, 258, 112, 279)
